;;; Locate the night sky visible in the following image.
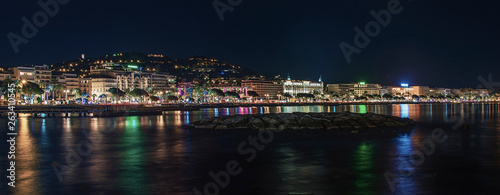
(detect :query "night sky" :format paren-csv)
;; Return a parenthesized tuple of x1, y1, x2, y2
(1, 0, 499, 88)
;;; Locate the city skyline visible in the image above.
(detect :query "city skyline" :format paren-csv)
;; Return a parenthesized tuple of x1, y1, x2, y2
(1, 0, 499, 88)
(0, 51, 496, 90)
(3, 1, 500, 194)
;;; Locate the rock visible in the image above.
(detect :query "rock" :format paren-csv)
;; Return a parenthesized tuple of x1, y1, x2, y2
(187, 112, 415, 131)
(215, 124, 228, 130)
(262, 116, 280, 127)
(249, 117, 265, 129)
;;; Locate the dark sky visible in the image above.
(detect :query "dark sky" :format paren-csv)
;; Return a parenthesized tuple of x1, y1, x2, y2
(1, 0, 499, 88)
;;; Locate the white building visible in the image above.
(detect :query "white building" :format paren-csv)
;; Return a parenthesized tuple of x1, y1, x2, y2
(11, 66, 35, 82)
(283, 75, 323, 96)
(34, 65, 52, 86)
(115, 72, 172, 93)
(91, 75, 116, 97)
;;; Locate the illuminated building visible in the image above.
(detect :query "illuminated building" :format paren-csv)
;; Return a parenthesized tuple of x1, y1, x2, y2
(55, 73, 79, 92)
(283, 75, 323, 96)
(241, 80, 283, 99)
(0, 72, 12, 81)
(11, 66, 36, 82)
(209, 77, 242, 93)
(34, 65, 52, 86)
(79, 77, 92, 94)
(91, 75, 115, 97)
(327, 82, 381, 96)
(115, 72, 172, 92)
(429, 88, 451, 96)
(9, 65, 52, 87)
(459, 88, 490, 96)
(411, 86, 430, 96)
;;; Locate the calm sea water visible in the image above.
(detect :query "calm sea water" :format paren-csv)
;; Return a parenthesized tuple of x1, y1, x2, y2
(1, 103, 500, 195)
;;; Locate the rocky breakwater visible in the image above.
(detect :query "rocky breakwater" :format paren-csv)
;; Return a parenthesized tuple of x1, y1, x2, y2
(187, 112, 415, 131)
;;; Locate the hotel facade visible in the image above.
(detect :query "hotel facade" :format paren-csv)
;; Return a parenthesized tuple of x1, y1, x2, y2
(283, 76, 323, 96)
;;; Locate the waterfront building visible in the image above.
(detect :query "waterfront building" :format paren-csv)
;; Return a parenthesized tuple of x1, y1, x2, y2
(283, 76, 323, 96)
(89, 63, 174, 94)
(380, 86, 391, 95)
(150, 72, 170, 92)
(34, 65, 52, 87)
(79, 77, 92, 94)
(115, 71, 171, 93)
(55, 73, 79, 92)
(9, 65, 52, 87)
(91, 75, 116, 97)
(166, 75, 177, 92)
(429, 88, 451, 96)
(411, 86, 430, 96)
(209, 77, 243, 93)
(0, 72, 12, 81)
(11, 66, 36, 82)
(241, 79, 283, 100)
(326, 82, 381, 96)
(326, 84, 350, 95)
(460, 88, 490, 97)
(389, 86, 413, 97)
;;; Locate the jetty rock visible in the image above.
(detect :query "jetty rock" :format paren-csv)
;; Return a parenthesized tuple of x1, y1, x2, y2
(187, 112, 415, 130)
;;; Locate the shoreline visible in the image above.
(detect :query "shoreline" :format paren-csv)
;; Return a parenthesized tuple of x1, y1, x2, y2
(0, 101, 496, 117)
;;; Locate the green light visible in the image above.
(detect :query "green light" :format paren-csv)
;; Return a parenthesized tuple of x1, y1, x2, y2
(359, 105, 367, 114)
(128, 65, 138, 69)
(359, 82, 366, 85)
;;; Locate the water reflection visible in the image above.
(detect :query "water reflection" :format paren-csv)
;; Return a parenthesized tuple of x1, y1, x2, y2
(118, 116, 147, 194)
(2, 103, 500, 194)
(13, 117, 41, 195)
(392, 134, 417, 194)
(352, 141, 375, 195)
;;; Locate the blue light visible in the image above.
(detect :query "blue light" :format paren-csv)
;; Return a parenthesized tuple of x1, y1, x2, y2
(401, 104, 409, 118)
(401, 83, 409, 87)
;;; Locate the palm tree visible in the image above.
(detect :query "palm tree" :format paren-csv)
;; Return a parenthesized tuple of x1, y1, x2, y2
(109, 88, 125, 103)
(47, 78, 58, 101)
(21, 81, 44, 104)
(210, 89, 225, 102)
(54, 84, 65, 101)
(166, 95, 179, 102)
(72, 88, 83, 99)
(46, 85, 54, 101)
(225, 91, 240, 101)
(98, 94, 107, 104)
(129, 88, 149, 104)
(382, 94, 393, 101)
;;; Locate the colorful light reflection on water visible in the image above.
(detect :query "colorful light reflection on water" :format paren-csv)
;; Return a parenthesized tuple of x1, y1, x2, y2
(2, 103, 500, 194)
